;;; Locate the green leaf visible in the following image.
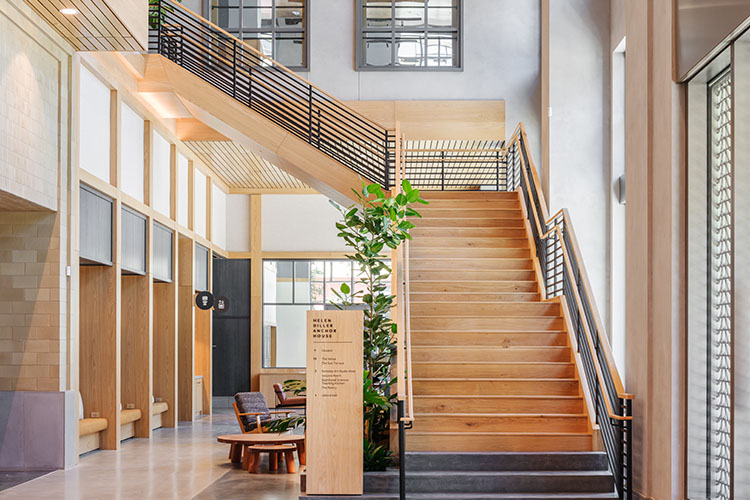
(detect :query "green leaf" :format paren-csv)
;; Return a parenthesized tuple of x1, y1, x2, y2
(407, 189, 420, 203)
(340, 282, 350, 294)
(395, 193, 407, 205)
(401, 179, 413, 193)
(366, 183, 380, 194)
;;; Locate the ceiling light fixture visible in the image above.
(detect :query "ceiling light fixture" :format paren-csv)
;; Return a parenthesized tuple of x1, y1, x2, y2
(60, 7, 78, 15)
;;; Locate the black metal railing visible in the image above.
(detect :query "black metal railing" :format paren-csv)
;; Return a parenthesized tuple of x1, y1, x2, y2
(399, 146, 507, 191)
(506, 130, 633, 500)
(149, 0, 393, 188)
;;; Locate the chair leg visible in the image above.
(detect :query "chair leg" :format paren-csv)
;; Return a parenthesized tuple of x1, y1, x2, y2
(297, 441, 306, 466)
(284, 450, 296, 474)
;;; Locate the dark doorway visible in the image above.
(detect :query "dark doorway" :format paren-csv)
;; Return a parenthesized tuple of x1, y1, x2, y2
(212, 258, 251, 398)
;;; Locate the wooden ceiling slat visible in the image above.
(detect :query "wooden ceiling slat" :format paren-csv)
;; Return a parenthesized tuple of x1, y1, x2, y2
(70, 0, 129, 52)
(45, 0, 108, 50)
(25, 0, 88, 50)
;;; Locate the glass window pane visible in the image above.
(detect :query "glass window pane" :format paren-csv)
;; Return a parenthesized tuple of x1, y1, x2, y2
(426, 33, 456, 67)
(294, 261, 311, 303)
(242, 7, 272, 30)
(265, 260, 292, 303)
(275, 33, 305, 68)
(276, 6, 304, 28)
(263, 305, 308, 367)
(395, 2, 425, 28)
(396, 32, 425, 66)
(243, 32, 273, 58)
(364, 0, 392, 28)
(427, 4, 456, 28)
(327, 261, 352, 281)
(211, 0, 240, 31)
(364, 32, 392, 66)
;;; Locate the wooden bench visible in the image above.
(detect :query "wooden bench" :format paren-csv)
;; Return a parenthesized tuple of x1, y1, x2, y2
(78, 417, 108, 455)
(243, 444, 297, 474)
(151, 401, 169, 430)
(120, 409, 142, 441)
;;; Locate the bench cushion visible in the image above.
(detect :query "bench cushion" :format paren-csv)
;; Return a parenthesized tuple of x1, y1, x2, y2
(152, 401, 168, 415)
(120, 409, 142, 425)
(79, 417, 107, 436)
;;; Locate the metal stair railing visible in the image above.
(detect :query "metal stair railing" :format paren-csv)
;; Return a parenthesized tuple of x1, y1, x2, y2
(149, 0, 394, 188)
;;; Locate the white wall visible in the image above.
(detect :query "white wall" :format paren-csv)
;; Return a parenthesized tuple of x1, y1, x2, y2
(227, 194, 250, 252)
(152, 130, 171, 217)
(211, 183, 227, 249)
(177, 152, 189, 227)
(303, 0, 541, 149)
(193, 169, 207, 238)
(79, 65, 111, 184)
(548, 0, 611, 325)
(261, 194, 347, 252)
(120, 102, 144, 202)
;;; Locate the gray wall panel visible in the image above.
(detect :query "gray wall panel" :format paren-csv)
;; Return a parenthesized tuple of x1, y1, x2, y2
(121, 206, 147, 274)
(79, 185, 113, 265)
(194, 244, 209, 291)
(153, 222, 173, 282)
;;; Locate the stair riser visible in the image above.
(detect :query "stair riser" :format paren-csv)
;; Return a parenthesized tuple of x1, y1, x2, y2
(417, 200, 521, 209)
(411, 302, 560, 317)
(411, 270, 537, 281)
(411, 317, 564, 331)
(411, 237, 529, 249)
(420, 191, 520, 201)
(412, 331, 569, 347)
(410, 281, 538, 293)
(412, 347, 571, 363)
(412, 379, 580, 396)
(409, 292, 541, 302)
(412, 363, 575, 378)
(410, 415, 590, 433)
(406, 434, 594, 453)
(413, 217, 525, 228)
(410, 259, 534, 271)
(416, 209, 523, 219)
(410, 248, 531, 259)
(413, 397, 584, 414)
(411, 228, 528, 238)
(364, 472, 612, 493)
(404, 451, 609, 471)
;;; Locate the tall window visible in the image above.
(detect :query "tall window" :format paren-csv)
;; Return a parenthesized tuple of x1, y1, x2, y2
(356, 0, 462, 70)
(207, 0, 308, 70)
(262, 260, 388, 369)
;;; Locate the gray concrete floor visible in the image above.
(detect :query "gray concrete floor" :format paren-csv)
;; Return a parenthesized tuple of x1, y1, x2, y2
(0, 409, 303, 500)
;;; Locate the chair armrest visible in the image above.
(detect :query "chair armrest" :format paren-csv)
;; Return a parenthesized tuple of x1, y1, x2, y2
(237, 411, 268, 416)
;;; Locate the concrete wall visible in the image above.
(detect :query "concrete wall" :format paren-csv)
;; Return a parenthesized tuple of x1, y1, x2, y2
(547, 0, 611, 325)
(261, 194, 346, 252)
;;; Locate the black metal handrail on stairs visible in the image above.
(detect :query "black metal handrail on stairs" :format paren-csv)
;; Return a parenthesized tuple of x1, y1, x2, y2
(149, 0, 394, 188)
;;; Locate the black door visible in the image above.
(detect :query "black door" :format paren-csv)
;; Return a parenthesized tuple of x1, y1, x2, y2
(212, 258, 251, 396)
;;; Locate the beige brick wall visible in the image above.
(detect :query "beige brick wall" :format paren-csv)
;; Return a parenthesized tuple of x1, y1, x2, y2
(0, 212, 63, 391)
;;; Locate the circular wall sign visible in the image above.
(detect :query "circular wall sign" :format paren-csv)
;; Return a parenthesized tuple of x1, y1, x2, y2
(215, 296, 230, 312)
(195, 291, 214, 310)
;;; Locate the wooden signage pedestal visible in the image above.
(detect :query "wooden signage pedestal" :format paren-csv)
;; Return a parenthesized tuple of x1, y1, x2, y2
(305, 310, 363, 495)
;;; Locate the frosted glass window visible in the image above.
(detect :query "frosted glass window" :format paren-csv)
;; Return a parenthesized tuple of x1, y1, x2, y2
(120, 103, 144, 202)
(211, 183, 227, 249)
(177, 153, 189, 228)
(194, 169, 207, 238)
(152, 131, 171, 217)
(79, 66, 111, 183)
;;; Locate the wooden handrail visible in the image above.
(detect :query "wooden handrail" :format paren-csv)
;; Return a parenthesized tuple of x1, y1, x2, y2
(508, 123, 633, 414)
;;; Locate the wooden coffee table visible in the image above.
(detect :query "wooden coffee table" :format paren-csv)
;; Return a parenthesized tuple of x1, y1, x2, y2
(218, 433, 306, 470)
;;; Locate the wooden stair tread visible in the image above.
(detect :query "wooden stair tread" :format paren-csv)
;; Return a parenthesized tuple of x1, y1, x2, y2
(413, 361, 573, 365)
(413, 413, 588, 417)
(413, 395, 583, 399)
(407, 432, 592, 436)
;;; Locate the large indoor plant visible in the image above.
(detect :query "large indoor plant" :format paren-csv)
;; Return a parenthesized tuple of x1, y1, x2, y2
(267, 180, 426, 471)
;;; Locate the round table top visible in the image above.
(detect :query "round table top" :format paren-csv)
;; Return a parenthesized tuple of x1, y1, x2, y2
(217, 433, 304, 445)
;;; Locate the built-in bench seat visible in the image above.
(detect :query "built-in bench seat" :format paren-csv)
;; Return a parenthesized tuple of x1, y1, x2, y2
(79, 417, 108, 455)
(151, 401, 169, 430)
(120, 408, 142, 441)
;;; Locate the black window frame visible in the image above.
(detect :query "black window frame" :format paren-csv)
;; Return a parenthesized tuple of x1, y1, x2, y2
(356, 0, 463, 71)
(204, 0, 309, 71)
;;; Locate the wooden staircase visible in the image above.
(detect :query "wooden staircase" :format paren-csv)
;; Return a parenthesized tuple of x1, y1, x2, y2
(406, 190, 594, 452)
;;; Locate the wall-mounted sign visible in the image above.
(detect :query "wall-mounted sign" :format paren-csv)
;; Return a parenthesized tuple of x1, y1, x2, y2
(306, 310, 363, 495)
(215, 296, 229, 312)
(195, 291, 214, 310)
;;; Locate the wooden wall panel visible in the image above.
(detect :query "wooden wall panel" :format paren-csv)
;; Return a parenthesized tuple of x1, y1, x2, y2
(177, 235, 195, 421)
(79, 265, 120, 449)
(153, 280, 178, 427)
(194, 308, 211, 415)
(121, 274, 152, 437)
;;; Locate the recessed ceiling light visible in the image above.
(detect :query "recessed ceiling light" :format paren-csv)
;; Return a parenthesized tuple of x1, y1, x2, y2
(60, 8, 78, 15)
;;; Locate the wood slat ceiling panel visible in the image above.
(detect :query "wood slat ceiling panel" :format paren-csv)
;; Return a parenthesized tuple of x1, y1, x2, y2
(183, 141, 308, 190)
(23, 0, 143, 51)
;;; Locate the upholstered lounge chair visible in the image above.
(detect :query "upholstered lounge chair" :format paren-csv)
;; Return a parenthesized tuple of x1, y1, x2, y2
(233, 392, 294, 434)
(273, 383, 306, 408)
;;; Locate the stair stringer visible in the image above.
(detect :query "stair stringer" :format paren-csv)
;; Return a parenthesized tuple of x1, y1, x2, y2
(139, 53, 369, 205)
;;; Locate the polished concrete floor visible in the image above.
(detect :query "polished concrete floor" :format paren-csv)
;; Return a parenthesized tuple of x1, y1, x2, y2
(0, 410, 303, 500)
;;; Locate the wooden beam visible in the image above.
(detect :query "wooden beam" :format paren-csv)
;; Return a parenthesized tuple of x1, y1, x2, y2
(176, 118, 230, 141)
(153, 228, 178, 427)
(121, 273, 152, 437)
(177, 235, 195, 421)
(250, 195, 262, 391)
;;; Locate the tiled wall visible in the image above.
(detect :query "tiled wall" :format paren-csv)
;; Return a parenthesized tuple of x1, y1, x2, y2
(0, 212, 62, 391)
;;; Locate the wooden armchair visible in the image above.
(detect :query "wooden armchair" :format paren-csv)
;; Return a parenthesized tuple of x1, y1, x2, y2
(273, 383, 306, 408)
(233, 392, 293, 434)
